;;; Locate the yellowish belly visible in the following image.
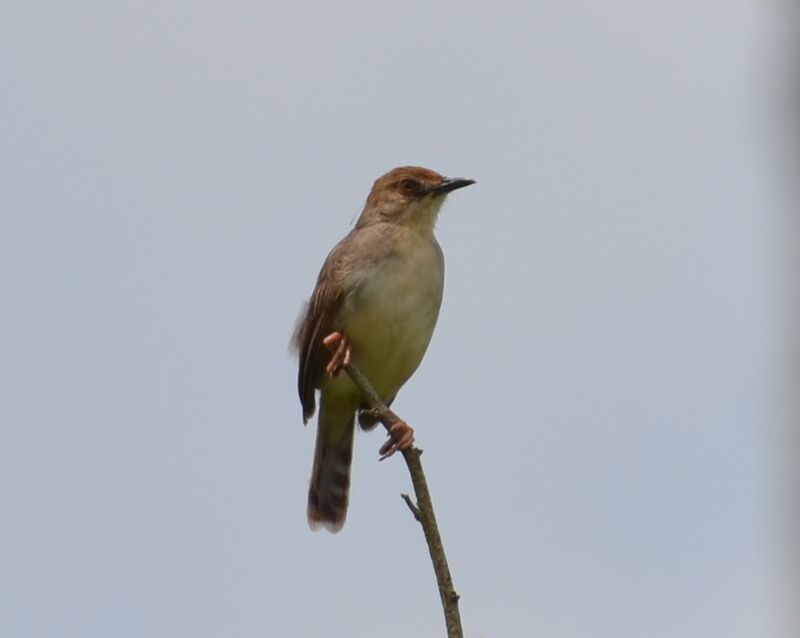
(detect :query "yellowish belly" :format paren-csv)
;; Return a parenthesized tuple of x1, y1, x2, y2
(326, 235, 444, 402)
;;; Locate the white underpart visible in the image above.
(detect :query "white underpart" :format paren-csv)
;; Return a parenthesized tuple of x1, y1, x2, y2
(399, 193, 447, 232)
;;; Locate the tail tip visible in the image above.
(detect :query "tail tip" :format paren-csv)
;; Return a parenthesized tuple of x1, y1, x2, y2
(307, 503, 346, 533)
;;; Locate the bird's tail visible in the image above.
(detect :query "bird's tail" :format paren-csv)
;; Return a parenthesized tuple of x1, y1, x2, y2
(307, 396, 356, 532)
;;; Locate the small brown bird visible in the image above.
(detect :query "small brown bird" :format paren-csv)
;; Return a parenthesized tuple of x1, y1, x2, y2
(292, 166, 474, 532)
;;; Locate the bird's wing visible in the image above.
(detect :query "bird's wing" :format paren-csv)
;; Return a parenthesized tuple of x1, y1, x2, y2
(293, 224, 395, 422)
(293, 240, 351, 423)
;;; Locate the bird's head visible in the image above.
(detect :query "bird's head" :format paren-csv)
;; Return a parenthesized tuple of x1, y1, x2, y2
(356, 166, 474, 231)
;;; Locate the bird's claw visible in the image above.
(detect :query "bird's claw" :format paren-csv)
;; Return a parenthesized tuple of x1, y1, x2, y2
(379, 420, 415, 460)
(323, 331, 351, 377)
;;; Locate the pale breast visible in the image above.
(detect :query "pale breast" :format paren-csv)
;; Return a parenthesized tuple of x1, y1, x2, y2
(339, 231, 444, 399)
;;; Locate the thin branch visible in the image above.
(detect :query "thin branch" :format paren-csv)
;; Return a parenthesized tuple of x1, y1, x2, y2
(343, 362, 463, 638)
(401, 493, 421, 521)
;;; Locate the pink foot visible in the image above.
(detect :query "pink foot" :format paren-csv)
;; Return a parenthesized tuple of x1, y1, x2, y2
(322, 331, 351, 377)
(379, 420, 415, 460)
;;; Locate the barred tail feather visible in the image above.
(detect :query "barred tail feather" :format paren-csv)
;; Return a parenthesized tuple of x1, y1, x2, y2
(307, 399, 356, 532)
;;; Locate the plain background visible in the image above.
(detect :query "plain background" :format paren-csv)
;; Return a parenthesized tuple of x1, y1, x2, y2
(1, 2, 797, 637)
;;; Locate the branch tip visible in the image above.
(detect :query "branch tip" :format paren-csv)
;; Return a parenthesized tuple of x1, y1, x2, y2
(401, 493, 421, 521)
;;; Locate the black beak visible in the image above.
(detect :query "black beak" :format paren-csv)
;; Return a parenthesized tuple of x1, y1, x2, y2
(428, 177, 476, 196)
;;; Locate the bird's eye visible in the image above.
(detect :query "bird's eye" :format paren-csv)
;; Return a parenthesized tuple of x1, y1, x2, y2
(400, 179, 418, 195)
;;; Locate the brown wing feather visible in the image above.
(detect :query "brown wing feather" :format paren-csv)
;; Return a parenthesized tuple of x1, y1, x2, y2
(293, 242, 350, 423)
(293, 225, 392, 422)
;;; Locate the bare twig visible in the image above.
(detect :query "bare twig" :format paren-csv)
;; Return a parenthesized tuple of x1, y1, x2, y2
(343, 362, 463, 638)
(401, 493, 421, 520)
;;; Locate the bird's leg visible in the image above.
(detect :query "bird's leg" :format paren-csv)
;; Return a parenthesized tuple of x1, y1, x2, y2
(378, 420, 415, 460)
(323, 331, 413, 458)
(323, 331, 351, 377)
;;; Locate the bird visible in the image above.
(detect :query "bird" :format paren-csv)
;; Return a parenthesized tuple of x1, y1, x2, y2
(292, 166, 474, 532)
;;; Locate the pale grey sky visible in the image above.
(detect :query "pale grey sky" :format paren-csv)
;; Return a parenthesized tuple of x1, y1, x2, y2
(1, 2, 795, 637)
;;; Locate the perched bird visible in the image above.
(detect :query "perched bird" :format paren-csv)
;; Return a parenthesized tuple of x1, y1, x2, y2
(292, 166, 474, 532)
